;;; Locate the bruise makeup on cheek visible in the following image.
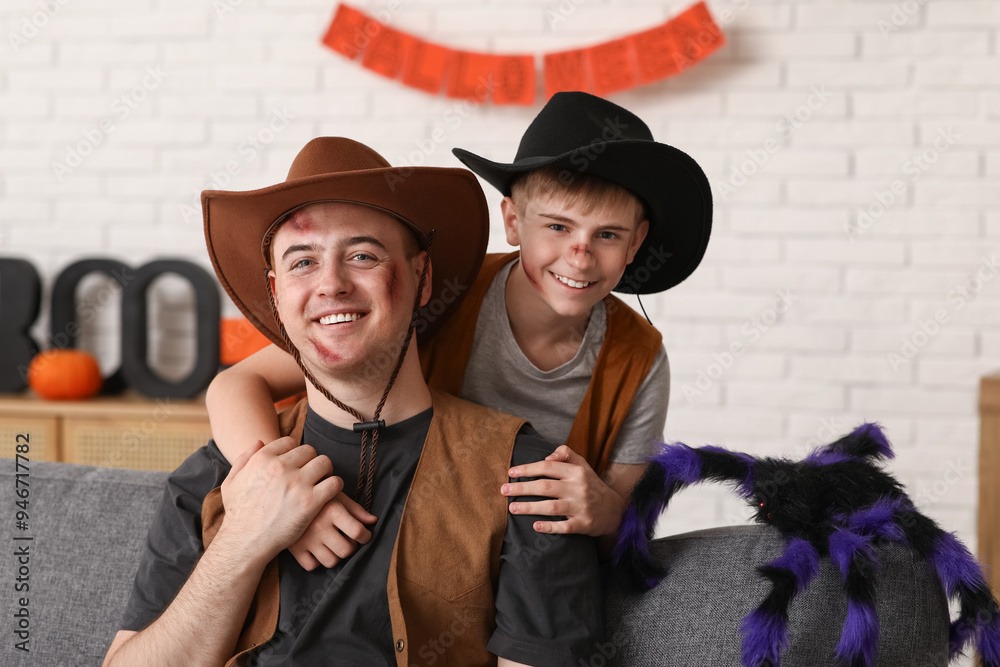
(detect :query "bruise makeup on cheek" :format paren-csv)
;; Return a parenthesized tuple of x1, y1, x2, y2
(520, 261, 542, 291)
(310, 339, 341, 364)
(387, 263, 401, 303)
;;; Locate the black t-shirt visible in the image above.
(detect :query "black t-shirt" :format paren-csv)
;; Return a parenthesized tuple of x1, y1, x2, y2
(120, 406, 604, 666)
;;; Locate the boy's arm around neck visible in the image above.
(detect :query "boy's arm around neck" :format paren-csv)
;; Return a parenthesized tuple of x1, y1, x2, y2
(205, 343, 305, 463)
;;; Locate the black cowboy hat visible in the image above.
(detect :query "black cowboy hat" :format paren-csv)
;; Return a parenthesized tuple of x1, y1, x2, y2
(453, 91, 712, 295)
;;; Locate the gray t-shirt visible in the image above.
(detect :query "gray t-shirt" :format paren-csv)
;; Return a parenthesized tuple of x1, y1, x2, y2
(461, 258, 669, 465)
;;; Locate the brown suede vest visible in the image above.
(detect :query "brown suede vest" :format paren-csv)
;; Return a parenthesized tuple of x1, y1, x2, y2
(420, 251, 663, 475)
(201, 390, 525, 666)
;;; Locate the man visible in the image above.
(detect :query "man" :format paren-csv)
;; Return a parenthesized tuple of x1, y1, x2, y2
(103, 137, 603, 666)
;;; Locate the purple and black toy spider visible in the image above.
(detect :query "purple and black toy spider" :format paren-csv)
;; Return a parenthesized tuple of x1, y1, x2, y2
(614, 422, 1000, 667)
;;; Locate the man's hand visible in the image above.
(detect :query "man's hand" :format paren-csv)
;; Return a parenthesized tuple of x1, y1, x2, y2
(287, 493, 378, 570)
(218, 437, 343, 563)
(501, 445, 625, 538)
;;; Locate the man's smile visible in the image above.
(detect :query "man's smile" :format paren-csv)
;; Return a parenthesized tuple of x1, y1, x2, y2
(317, 312, 366, 324)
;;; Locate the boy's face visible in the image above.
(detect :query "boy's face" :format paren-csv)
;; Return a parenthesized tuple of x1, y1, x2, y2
(501, 192, 648, 322)
(267, 202, 430, 380)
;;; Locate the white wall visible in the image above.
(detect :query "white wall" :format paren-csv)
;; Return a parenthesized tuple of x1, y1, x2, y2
(2, 0, 998, 556)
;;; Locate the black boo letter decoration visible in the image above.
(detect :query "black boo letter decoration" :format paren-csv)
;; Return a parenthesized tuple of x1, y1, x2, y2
(0, 260, 42, 393)
(49, 258, 132, 395)
(0, 257, 221, 400)
(121, 260, 220, 398)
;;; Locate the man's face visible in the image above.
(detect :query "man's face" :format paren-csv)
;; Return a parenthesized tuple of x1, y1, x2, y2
(502, 192, 648, 321)
(268, 202, 429, 381)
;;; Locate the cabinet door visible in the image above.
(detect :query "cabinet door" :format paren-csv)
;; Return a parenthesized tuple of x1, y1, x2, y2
(63, 418, 213, 471)
(981, 375, 1000, 597)
(0, 417, 59, 461)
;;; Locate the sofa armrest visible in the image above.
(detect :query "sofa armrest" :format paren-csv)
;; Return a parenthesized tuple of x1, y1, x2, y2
(604, 525, 950, 666)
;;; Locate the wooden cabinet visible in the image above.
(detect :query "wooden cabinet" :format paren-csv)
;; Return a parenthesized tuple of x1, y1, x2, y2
(0, 393, 212, 472)
(980, 373, 1000, 596)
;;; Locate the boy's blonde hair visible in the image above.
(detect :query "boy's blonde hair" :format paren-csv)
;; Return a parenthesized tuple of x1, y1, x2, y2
(510, 167, 647, 227)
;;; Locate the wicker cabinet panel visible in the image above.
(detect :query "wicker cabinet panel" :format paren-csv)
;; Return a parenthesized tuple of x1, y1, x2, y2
(0, 395, 211, 472)
(62, 419, 212, 471)
(0, 416, 59, 461)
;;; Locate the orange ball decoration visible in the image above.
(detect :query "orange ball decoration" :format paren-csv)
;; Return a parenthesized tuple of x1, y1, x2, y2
(220, 318, 271, 366)
(27, 349, 103, 400)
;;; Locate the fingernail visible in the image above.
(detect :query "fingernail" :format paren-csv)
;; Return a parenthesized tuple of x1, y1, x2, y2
(501, 484, 509, 494)
(508, 468, 518, 477)
(509, 503, 518, 513)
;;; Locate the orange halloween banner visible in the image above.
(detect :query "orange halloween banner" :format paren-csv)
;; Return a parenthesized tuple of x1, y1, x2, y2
(322, 2, 724, 105)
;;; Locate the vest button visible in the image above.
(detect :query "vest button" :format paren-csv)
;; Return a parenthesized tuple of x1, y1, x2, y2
(395, 638, 405, 652)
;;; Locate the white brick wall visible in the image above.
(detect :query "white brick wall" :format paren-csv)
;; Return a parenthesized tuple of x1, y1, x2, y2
(1, 0, 997, 592)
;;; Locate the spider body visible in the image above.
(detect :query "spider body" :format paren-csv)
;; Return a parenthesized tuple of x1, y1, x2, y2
(615, 423, 1000, 667)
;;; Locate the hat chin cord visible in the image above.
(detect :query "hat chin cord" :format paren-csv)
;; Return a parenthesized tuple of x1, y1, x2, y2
(263, 232, 434, 513)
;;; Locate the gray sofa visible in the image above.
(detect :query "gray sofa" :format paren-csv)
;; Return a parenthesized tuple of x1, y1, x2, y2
(0, 460, 951, 666)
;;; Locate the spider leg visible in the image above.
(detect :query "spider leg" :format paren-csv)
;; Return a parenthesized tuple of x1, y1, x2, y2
(614, 443, 702, 591)
(811, 422, 894, 464)
(739, 537, 820, 667)
(615, 443, 754, 591)
(894, 506, 1000, 666)
(828, 527, 880, 667)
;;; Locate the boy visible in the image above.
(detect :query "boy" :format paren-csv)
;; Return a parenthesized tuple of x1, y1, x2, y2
(206, 91, 713, 565)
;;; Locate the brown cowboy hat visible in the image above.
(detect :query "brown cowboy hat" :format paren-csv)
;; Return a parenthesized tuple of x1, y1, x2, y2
(203, 137, 490, 351)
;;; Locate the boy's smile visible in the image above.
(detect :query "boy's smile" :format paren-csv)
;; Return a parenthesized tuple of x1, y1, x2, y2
(550, 272, 595, 289)
(502, 193, 648, 328)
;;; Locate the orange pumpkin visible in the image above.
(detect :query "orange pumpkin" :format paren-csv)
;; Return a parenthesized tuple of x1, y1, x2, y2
(220, 318, 271, 366)
(28, 349, 103, 400)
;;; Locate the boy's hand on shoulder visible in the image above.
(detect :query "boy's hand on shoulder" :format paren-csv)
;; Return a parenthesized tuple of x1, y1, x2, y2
(502, 445, 624, 539)
(287, 493, 378, 571)
(219, 437, 344, 562)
